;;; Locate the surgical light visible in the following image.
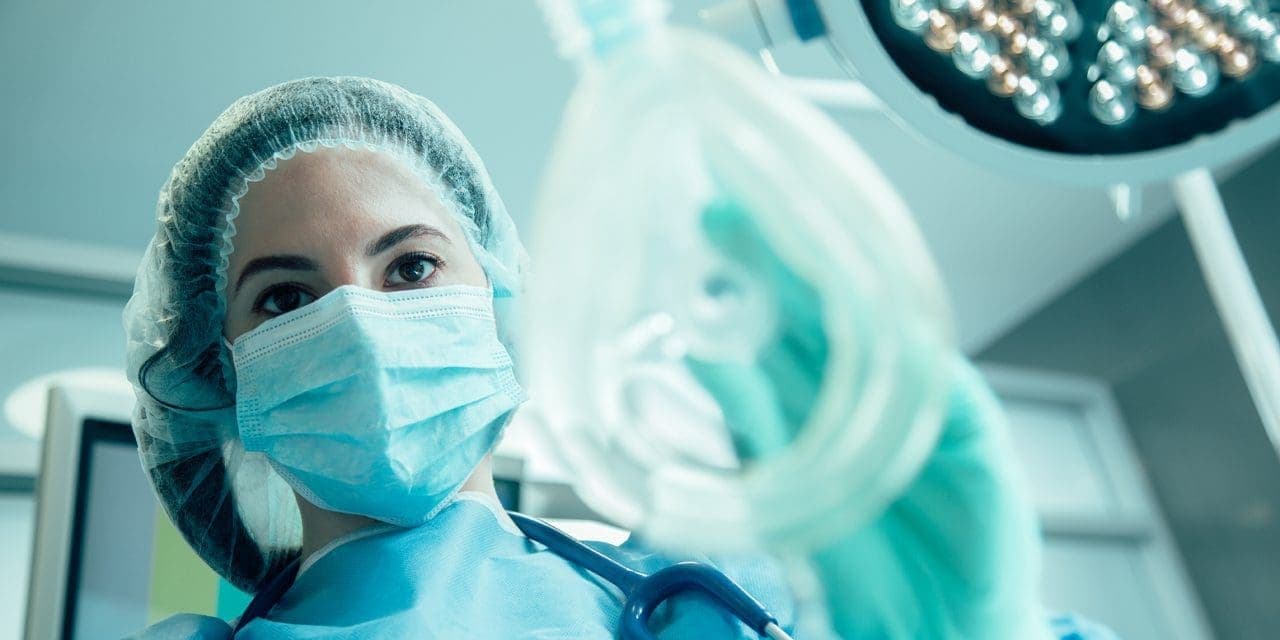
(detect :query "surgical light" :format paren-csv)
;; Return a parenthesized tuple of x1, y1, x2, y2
(701, 0, 1280, 464)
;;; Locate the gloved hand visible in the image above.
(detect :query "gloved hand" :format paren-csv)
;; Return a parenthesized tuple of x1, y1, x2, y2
(807, 357, 1052, 639)
(688, 198, 1053, 640)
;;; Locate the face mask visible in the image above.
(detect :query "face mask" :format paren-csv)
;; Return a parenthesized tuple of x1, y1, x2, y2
(231, 284, 525, 527)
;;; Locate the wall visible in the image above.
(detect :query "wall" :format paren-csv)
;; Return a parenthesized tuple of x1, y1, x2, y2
(0, 1, 570, 254)
(0, 289, 127, 449)
(982, 143, 1280, 639)
(0, 0, 1199, 352)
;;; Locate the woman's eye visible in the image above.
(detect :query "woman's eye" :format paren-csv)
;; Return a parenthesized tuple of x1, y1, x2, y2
(387, 255, 438, 286)
(258, 286, 316, 316)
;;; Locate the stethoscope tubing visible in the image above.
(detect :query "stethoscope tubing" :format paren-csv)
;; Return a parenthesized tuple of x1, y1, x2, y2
(509, 511, 788, 640)
(235, 512, 792, 639)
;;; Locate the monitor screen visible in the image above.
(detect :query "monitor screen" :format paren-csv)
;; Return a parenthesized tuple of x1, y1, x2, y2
(60, 420, 250, 639)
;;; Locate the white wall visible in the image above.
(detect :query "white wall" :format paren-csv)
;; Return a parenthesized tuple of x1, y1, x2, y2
(0, 1, 569, 253)
(0, 289, 127, 444)
(0, 0, 1191, 353)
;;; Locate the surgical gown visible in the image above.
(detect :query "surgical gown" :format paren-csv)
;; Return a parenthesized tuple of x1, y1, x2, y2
(131, 493, 1118, 639)
(132, 493, 811, 639)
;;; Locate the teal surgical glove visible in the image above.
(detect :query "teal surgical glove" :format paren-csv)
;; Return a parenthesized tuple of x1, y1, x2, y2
(808, 357, 1051, 640)
(690, 198, 1051, 640)
(685, 198, 828, 461)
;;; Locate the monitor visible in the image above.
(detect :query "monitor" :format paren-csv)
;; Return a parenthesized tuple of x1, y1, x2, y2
(24, 385, 254, 640)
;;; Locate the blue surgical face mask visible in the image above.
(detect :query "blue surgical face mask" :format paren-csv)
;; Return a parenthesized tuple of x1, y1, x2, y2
(230, 284, 525, 527)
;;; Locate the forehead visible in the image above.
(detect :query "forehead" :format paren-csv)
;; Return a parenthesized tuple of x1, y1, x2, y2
(230, 146, 464, 255)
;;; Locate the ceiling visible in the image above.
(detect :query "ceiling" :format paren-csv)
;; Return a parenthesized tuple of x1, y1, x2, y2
(0, 0, 1224, 353)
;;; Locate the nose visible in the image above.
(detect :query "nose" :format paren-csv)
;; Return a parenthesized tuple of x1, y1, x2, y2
(322, 260, 377, 293)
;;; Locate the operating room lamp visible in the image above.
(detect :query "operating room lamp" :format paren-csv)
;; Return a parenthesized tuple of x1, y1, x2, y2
(703, 0, 1280, 462)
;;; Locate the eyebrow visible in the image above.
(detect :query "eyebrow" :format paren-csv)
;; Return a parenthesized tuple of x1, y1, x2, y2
(234, 255, 319, 294)
(232, 225, 451, 296)
(366, 224, 451, 257)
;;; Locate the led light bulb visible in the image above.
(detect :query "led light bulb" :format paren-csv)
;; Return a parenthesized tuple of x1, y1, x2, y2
(976, 7, 1001, 30)
(1190, 20, 1226, 50)
(1185, 7, 1210, 31)
(1135, 63, 1175, 109)
(1041, 11, 1074, 39)
(1262, 34, 1280, 63)
(1157, 0, 1193, 27)
(953, 28, 1001, 77)
(1034, 0, 1064, 33)
(940, 0, 969, 13)
(1008, 28, 1031, 54)
(1147, 26, 1179, 67)
(1201, 0, 1249, 16)
(1260, 16, 1280, 61)
(925, 10, 961, 51)
(987, 54, 1021, 95)
(1238, 12, 1280, 61)
(1218, 38, 1258, 76)
(994, 12, 1022, 38)
(892, 0, 937, 32)
(966, 0, 991, 18)
(1171, 45, 1221, 95)
(1024, 34, 1071, 78)
(1108, 0, 1154, 46)
(1011, 0, 1038, 15)
(1059, 0, 1085, 40)
(1090, 79, 1138, 124)
(1228, 7, 1263, 34)
(1145, 24, 1172, 48)
(1098, 40, 1140, 84)
(1013, 75, 1063, 122)
(1034, 0, 1080, 40)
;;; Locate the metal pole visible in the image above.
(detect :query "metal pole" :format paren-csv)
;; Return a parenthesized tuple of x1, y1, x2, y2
(1172, 167, 1280, 458)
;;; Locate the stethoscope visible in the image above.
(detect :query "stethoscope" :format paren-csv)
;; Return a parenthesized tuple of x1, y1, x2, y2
(508, 512, 794, 640)
(234, 512, 793, 640)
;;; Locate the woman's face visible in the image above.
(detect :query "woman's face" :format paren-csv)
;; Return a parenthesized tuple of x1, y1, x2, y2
(223, 146, 488, 341)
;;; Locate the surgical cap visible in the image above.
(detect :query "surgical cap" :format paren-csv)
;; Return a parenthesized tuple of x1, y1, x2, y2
(123, 77, 528, 593)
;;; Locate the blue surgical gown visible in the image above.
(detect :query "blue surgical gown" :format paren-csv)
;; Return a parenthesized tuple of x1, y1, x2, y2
(130, 494, 1117, 639)
(132, 493, 808, 639)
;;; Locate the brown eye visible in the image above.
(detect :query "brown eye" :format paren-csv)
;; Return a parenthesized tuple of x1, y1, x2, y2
(399, 260, 427, 282)
(257, 285, 316, 316)
(386, 254, 439, 286)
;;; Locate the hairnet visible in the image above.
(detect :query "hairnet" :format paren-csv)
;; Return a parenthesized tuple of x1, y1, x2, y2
(123, 76, 528, 593)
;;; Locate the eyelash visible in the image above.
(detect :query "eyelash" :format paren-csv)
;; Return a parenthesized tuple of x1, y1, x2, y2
(251, 282, 313, 316)
(385, 252, 444, 287)
(249, 252, 445, 316)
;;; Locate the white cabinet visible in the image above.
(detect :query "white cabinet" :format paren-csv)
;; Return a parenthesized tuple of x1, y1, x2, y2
(984, 365, 1215, 640)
